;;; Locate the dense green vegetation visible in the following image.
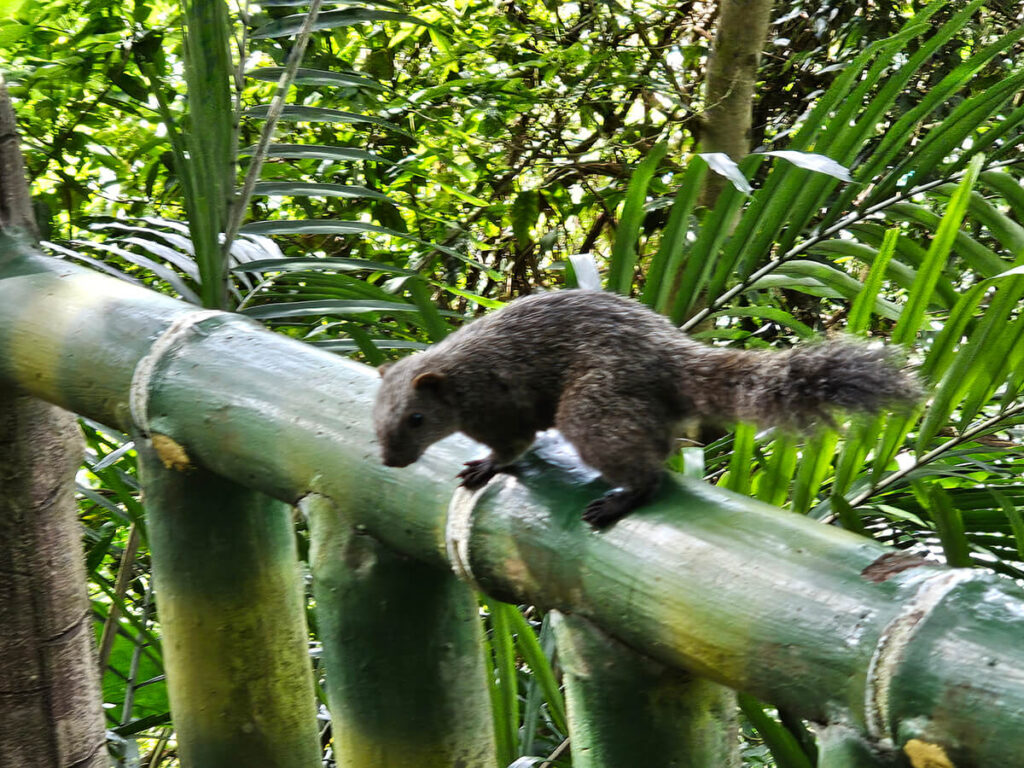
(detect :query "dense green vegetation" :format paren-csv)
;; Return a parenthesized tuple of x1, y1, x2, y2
(2, 0, 1023, 764)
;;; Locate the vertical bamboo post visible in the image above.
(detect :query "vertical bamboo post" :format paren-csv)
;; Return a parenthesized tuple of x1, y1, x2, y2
(137, 438, 321, 768)
(815, 725, 891, 767)
(550, 610, 740, 768)
(302, 494, 498, 768)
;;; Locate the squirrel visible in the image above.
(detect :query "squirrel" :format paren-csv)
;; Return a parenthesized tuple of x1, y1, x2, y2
(373, 289, 920, 527)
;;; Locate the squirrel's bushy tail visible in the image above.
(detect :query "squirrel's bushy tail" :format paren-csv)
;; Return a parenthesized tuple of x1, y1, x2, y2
(699, 340, 921, 430)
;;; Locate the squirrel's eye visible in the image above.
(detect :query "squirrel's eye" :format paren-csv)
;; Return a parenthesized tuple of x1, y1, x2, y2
(408, 413, 424, 428)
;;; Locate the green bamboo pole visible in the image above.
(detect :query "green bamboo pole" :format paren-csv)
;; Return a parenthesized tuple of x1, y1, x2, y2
(550, 610, 739, 768)
(815, 725, 889, 768)
(4, 242, 1024, 765)
(302, 494, 497, 768)
(136, 437, 321, 768)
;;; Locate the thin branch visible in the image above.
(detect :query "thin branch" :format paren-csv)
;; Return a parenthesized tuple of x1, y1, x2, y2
(97, 523, 141, 672)
(231, 1, 254, 168)
(847, 400, 1024, 509)
(539, 737, 571, 768)
(223, 0, 324, 253)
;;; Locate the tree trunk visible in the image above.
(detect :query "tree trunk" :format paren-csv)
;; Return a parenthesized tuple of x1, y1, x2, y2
(0, 82, 106, 768)
(0, 82, 38, 239)
(699, 0, 775, 207)
(0, 392, 106, 768)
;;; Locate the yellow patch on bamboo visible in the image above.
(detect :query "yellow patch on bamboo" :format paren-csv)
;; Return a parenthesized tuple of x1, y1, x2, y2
(903, 738, 954, 768)
(152, 433, 192, 471)
(7, 270, 144, 403)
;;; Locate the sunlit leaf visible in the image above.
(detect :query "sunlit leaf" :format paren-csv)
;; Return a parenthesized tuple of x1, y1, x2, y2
(252, 8, 427, 39)
(698, 151, 752, 195)
(759, 150, 853, 182)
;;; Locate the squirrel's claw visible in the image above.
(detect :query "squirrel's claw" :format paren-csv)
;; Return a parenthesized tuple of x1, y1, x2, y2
(583, 487, 653, 528)
(457, 458, 498, 490)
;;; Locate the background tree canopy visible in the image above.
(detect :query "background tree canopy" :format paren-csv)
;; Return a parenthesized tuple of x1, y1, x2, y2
(2, 0, 1023, 764)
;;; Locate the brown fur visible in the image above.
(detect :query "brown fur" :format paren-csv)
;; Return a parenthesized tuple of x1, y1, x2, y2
(373, 290, 920, 526)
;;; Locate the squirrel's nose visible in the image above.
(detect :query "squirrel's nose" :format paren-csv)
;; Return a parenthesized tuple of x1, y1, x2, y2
(382, 451, 411, 468)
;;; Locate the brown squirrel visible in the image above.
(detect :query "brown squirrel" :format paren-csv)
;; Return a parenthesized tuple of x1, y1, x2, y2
(373, 290, 919, 527)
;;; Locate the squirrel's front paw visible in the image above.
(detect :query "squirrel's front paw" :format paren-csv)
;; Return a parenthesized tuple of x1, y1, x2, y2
(456, 458, 498, 490)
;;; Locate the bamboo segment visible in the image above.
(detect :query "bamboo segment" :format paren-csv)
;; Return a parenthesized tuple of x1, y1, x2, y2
(815, 725, 888, 768)
(4, 242, 1024, 765)
(137, 438, 321, 768)
(551, 610, 739, 768)
(302, 494, 497, 768)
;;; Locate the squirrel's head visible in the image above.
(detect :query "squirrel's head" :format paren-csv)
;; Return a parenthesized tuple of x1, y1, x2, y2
(373, 355, 459, 468)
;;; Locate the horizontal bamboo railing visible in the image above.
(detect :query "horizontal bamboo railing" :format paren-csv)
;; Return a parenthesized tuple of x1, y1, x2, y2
(3, 235, 1024, 766)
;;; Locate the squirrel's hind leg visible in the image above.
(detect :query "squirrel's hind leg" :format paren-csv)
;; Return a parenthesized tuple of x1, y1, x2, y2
(583, 482, 661, 527)
(556, 377, 673, 527)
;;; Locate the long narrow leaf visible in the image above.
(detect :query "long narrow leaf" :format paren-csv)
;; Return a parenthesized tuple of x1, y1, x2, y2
(252, 8, 428, 39)
(922, 485, 973, 568)
(993, 491, 1024, 562)
(489, 601, 520, 768)
(847, 227, 899, 335)
(240, 299, 417, 319)
(893, 155, 984, 345)
(241, 219, 499, 275)
(247, 66, 386, 90)
(508, 608, 567, 735)
(755, 433, 798, 507)
(607, 142, 668, 295)
(738, 695, 814, 768)
(720, 422, 756, 495)
(790, 431, 839, 516)
(642, 156, 706, 311)
(232, 256, 416, 275)
(246, 105, 411, 136)
(884, 201, 1005, 277)
(252, 181, 392, 201)
(672, 156, 763, 324)
(239, 143, 389, 163)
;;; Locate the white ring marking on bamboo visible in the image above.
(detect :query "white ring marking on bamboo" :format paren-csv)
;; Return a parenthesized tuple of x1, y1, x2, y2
(129, 310, 226, 434)
(864, 568, 974, 743)
(446, 476, 510, 589)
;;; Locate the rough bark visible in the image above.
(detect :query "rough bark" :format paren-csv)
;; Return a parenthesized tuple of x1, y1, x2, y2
(0, 81, 39, 238)
(699, 0, 775, 207)
(0, 82, 106, 768)
(0, 393, 105, 768)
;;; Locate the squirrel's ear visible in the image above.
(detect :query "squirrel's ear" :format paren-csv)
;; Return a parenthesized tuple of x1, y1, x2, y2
(377, 362, 393, 377)
(412, 371, 447, 391)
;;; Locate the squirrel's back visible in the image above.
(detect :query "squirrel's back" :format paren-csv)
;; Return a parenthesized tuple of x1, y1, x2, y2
(409, 288, 917, 429)
(422, 289, 697, 376)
